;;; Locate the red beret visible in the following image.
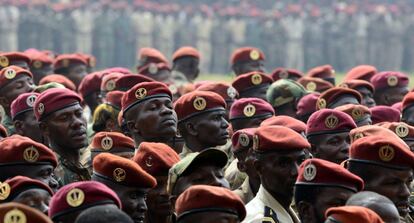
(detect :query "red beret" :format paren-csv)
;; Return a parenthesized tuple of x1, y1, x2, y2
(0, 135, 57, 167)
(121, 81, 172, 114)
(197, 82, 239, 101)
(137, 47, 169, 67)
(231, 71, 273, 94)
(104, 67, 131, 75)
(349, 135, 414, 169)
(53, 54, 87, 70)
(370, 71, 409, 90)
(306, 109, 357, 137)
(297, 77, 333, 93)
(296, 93, 320, 118)
(76, 53, 96, 68)
(369, 106, 400, 124)
(133, 142, 180, 176)
(172, 46, 201, 61)
(90, 131, 135, 153)
(0, 52, 31, 68)
(307, 65, 335, 79)
(49, 181, 122, 220)
(271, 67, 303, 81)
(78, 72, 104, 98)
(34, 88, 82, 121)
(260, 115, 306, 134)
(0, 65, 33, 89)
(25, 49, 54, 68)
(296, 158, 364, 192)
(229, 98, 274, 121)
(0, 202, 53, 223)
(334, 104, 371, 124)
(402, 92, 414, 111)
(376, 122, 414, 141)
(10, 92, 39, 120)
(339, 79, 375, 93)
(114, 74, 154, 91)
(0, 124, 7, 138)
(100, 72, 124, 92)
(253, 126, 310, 152)
(231, 128, 256, 153)
(1, 176, 53, 202)
(349, 125, 406, 144)
(392, 102, 402, 112)
(175, 185, 246, 221)
(105, 90, 124, 109)
(39, 74, 76, 91)
(174, 91, 226, 122)
(230, 47, 265, 65)
(344, 65, 377, 81)
(325, 206, 384, 223)
(137, 62, 171, 76)
(93, 153, 156, 188)
(316, 87, 362, 110)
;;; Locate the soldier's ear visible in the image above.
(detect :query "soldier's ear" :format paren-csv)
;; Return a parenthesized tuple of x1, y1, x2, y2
(185, 121, 198, 136)
(13, 120, 24, 135)
(126, 120, 140, 135)
(253, 158, 263, 176)
(297, 201, 315, 223)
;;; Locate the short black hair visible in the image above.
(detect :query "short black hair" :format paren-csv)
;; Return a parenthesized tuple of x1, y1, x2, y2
(294, 185, 321, 205)
(74, 206, 133, 223)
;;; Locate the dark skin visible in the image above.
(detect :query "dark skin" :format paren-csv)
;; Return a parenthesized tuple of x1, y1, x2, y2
(30, 64, 53, 84)
(355, 87, 376, 108)
(179, 110, 229, 153)
(13, 111, 43, 143)
(404, 140, 414, 152)
(230, 115, 272, 132)
(297, 187, 354, 223)
(239, 85, 269, 101)
(40, 104, 88, 165)
(232, 60, 265, 76)
(55, 204, 118, 223)
(147, 69, 171, 83)
(235, 148, 260, 196)
(146, 176, 173, 223)
(309, 132, 350, 164)
(172, 57, 200, 82)
(92, 176, 148, 223)
(65, 63, 88, 88)
(374, 87, 409, 106)
(328, 96, 360, 109)
(0, 74, 34, 116)
(356, 116, 372, 127)
(126, 97, 177, 146)
(12, 188, 51, 215)
(275, 101, 298, 118)
(178, 212, 240, 223)
(10, 60, 29, 70)
(254, 150, 306, 209)
(402, 106, 414, 127)
(83, 91, 102, 114)
(0, 164, 58, 192)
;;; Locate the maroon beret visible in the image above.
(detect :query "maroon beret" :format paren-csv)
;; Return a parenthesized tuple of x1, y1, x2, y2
(39, 74, 76, 91)
(230, 47, 265, 65)
(11, 92, 39, 120)
(334, 104, 371, 124)
(316, 87, 362, 110)
(402, 92, 414, 111)
(174, 91, 226, 122)
(344, 65, 377, 81)
(114, 74, 154, 91)
(231, 71, 273, 94)
(231, 128, 257, 153)
(137, 47, 169, 68)
(296, 158, 364, 192)
(296, 93, 320, 118)
(298, 77, 333, 93)
(54, 54, 87, 70)
(121, 81, 172, 114)
(370, 71, 409, 90)
(270, 67, 303, 81)
(90, 131, 135, 153)
(105, 90, 124, 109)
(369, 106, 401, 124)
(172, 46, 201, 61)
(100, 72, 124, 92)
(392, 102, 402, 112)
(339, 79, 375, 94)
(325, 206, 384, 223)
(34, 88, 82, 121)
(307, 65, 335, 79)
(197, 82, 239, 101)
(0, 52, 31, 69)
(0, 202, 52, 223)
(0, 65, 33, 89)
(49, 181, 122, 220)
(104, 67, 132, 75)
(2, 176, 53, 202)
(260, 115, 306, 134)
(306, 109, 357, 137)
(78, 72, 104, 98)
(229, 98, 274, 121)
(137, 62, 170, 77)
(253, 126, 310, 152)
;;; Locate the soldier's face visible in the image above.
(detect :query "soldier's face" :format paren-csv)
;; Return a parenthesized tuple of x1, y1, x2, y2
(402, 106, 414, 126)
(230, 115, 271, 132)
(67, 63, 87, 87)
(0, 75, 34, 109)
(13, 188, 51, 215)
(83, 91, 102, 113)
(146, 176, 173, 216)
(310, 132, 351, 164)
(174, 57, 200, 82)
(377, 87, 409, 106)
(31, 64, 53, 84)
(311, 187, 354, 223)
(191, 110, 229, 147)
(239, 84, 269, 101)
(116, 187, 147, 223)
(356, 87, 376, 108)
(9, 164, 59, 192)
(234, 60, 265, 76)
(43, 104, 88, 151)
(11, 60, 30, 70)
(328, 95, 360, 109)
(14, 111, 43, 143)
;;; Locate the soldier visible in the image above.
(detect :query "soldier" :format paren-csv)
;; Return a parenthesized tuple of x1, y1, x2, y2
(92, 91, 124, 134)
(174, 91, 228, 158)
(54, 54, 88, 88)
(100, 72, 125, 98)
(11, 92, 43, 143)
(296, 93, 320, 123)
(334, 104, 372, 126)
(48, 181, 122, 223)
(344, 65, 377, 82)
(92, 153, 157, 223)
(138, 62, 172, 83)
(401, 92, 414, 126)
(172, 46, 200, 83)
(243, 126, 309, 223)
(371, 71, 409, 106)
(0, 65, 35, 135)
(24, 49, 54, 84)
(78, 72, 105, 116)
(271, 68, 304, 82)
(197, 82, 238, 120)
(75, 205, 134, 223)
(232, 71, 273, 101)
(307, 65, 336, 86)
(121, 82, 178, 150)
(230, 47, 266, 76)
(133, 142, 180, 223)
(39, 74, 77, 91)
(297, 77, 334, 93)
(370, 106, 401, 124)
(0, 135, 58, 191)
(136, 47, 169, 71)
(114, 73, 154, 92)
(346, 191, 401, 223)
(316, 87, 362, 110)
(229, 98, 274, 132)
(35, 88, 90, 184)
(0, 52, 31, 70)
(175, 185, 246, 223)
(306, 109, 356, 164)
(266, 79, 307, 118)
(1, 176, 53, 214)
(324, 206, 385, 223)
(294, 158, 364, 223)
(90, 132, 135, 161)
(0, 202, 52, 223)
(340, 80, 376, 108)
(347, 135, 414, 222)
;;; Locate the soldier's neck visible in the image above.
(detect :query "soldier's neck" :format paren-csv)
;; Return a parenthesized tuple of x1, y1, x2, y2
(249, 176, 260, 195)
(184, 138, 209, 153)
(50, 142, 81, 164)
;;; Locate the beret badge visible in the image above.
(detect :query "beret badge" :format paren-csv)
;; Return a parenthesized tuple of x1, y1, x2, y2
(4, 208, 26, 223)
(193, 97, 207, 111)
(0, 182, 10, 201)
(378, 145, 395, 162)
(66, 188, 85, 207)
(395, 124, 409, 138)
(113, 168, 126, 182)
(303, 163, 317, 181)
(23, 146, 39, 163)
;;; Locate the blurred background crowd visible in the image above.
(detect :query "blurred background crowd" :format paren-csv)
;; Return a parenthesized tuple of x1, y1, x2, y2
(2, 0, 414, 73)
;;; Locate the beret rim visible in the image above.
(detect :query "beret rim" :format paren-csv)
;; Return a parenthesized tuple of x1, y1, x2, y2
(51, 200, 117, 220)
(348, 159, 411, 171)
(178, 107, 226, 123)
(38, 102, 80, 121)
(294, 183, 359, 193)
(123, 94, 171, 114)
(177, 208, 239, 221)
(306, 129, 352, 138)
(229, 112, 273, 122)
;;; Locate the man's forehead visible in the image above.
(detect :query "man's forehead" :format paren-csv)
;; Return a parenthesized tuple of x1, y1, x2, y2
(49, 103, 82, 117)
